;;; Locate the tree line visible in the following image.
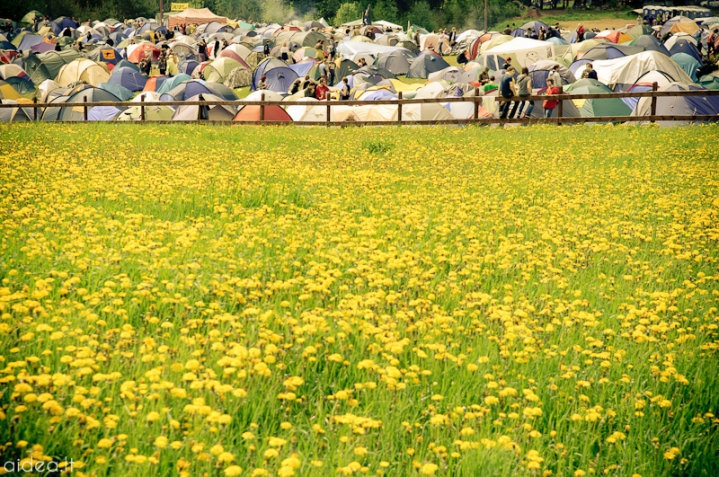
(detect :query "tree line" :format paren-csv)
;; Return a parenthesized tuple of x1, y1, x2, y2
(1, 0, 523, 33)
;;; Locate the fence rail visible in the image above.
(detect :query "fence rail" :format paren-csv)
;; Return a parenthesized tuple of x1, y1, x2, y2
(2, 83, 718, 125)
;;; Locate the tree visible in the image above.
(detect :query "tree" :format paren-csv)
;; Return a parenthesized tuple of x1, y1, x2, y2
(260, 0, 296, 24)
(371, 0, 399, 24)
(403, 0, 436, 32)
(333, 2, 361, 26)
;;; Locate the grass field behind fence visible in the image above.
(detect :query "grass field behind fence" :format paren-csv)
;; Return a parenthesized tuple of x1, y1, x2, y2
(1, 123, 718, 476)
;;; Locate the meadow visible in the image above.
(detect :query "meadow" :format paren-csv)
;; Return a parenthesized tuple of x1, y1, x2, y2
(1, 123, 718, 476)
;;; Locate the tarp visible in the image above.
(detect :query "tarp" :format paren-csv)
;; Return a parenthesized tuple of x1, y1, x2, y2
(168, 8, 228, 29)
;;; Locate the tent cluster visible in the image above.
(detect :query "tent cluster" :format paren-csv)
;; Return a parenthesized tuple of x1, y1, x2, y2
(1, 8, 718, 124)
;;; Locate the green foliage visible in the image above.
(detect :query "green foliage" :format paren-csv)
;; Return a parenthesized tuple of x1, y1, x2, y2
(370, 0, 399, 25)
(260, 0, 296, 24)
(333, 2, 361, 26)
(0, 0, 628, 34)
(402, 0, 435, 32)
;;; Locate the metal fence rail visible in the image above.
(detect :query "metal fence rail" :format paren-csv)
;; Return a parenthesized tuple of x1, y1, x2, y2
(2, 83, 718, 125)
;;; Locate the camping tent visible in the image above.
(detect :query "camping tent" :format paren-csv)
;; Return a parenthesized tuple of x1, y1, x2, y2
(108, 66, 147, 91)
(564, 78, 632, 119)
(631, 82, 719, 126)
(375, 49, 414, 76)
(406, 52, 450, 79)
(252, 57, 298, 92)
(569, 50, 694, 91)
(482, 37, 554, 69)
(233, 104, 293, 122)
(55, 58, 110, 87)
(168, 8, 228, 29)
(171, 93, 236, 120)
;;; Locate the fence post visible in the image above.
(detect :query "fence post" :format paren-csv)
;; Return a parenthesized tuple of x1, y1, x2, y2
(474, 88, 479, 120)
(140, 95, 145, 122)
(83, 95, 88, 122)
(398, 91, 402, 124)
(326, 95, 331, 126)
(556, 86, 563, 126)
(197, 94, 204, 121)
(260, 92, 265, 122)
(650, 82, 658, 124)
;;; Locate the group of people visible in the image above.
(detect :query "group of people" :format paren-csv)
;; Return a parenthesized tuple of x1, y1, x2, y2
(285, 73, 351, 100)
(496, 60, 596, 121)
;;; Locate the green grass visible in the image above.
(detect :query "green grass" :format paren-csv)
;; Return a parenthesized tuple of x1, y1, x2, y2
(1, 123, 718, 477)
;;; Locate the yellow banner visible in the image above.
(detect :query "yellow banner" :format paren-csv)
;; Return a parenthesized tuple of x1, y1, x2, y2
(170, 3, 189, 11)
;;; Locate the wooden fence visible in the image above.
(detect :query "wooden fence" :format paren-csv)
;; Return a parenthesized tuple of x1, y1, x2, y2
(2, 83, 718, 125)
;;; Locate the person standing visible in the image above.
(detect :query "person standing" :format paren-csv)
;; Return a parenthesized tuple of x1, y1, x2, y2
(543, 78, 560, 118)
(576, 23, 585, 42)
(499, 66, 516, 119)
(315, 77, 330, 100)
(339, 77, 351, 100)
(197, 38, 207, 61)
(549, 64, 562, 87)
(280, 42, 290, 62)
(511, 67, 533, 119)
(583, 63, 598, 80)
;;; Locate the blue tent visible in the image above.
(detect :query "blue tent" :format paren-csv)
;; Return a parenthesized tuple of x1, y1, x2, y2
(108, 66, 147, 91)
(671, 52, 701, 82)
(633, 83, 719, 126)
(51, 17, 78, 35)
(252, 57, 298, 92)
(179, 60, 199, 76)
(668, 39, 702, 63)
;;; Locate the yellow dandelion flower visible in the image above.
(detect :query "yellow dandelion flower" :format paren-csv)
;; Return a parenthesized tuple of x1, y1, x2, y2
(419, 462, 439, 475)
(224, 465, 243, 476)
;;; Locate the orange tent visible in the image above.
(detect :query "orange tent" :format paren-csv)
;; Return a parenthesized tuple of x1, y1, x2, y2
(233, 104, 293, 122)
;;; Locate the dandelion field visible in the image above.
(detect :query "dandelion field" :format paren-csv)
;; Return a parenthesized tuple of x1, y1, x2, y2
(1, 123, 718, 477)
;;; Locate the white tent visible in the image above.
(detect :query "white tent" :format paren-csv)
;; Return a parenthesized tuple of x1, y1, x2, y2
(483, 37, 555, 69)
(335, 42, 408, 63)
(575, 50, 694, 90)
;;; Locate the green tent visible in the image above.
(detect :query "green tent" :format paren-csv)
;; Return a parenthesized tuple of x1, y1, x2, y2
(20, 10, 44, 27)
(24, 49, 82, 84)
(203, 57, 243, 83)
(565, 78, 631, 119)
(698, 73, 719, 90)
